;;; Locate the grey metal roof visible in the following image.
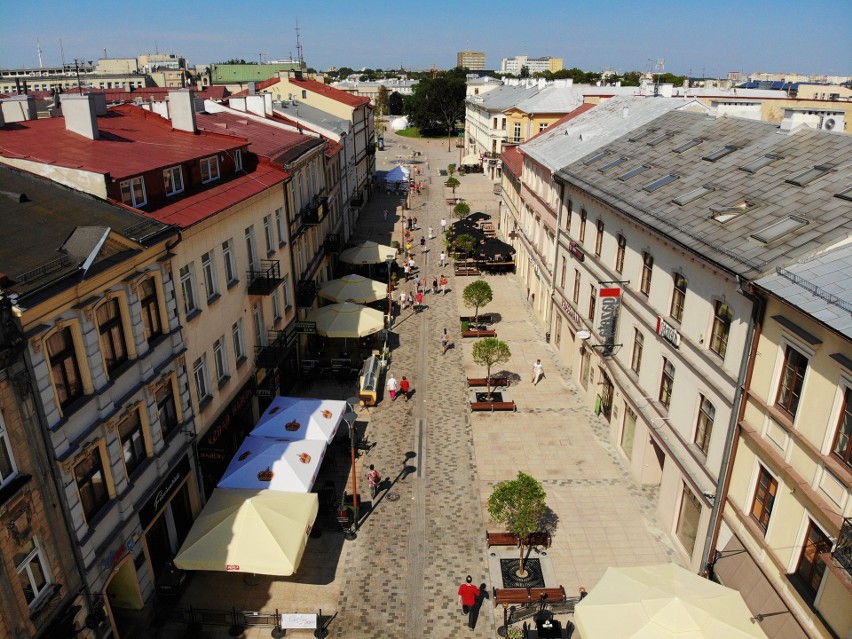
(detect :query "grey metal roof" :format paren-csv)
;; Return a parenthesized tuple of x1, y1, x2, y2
(512, 85, 584, 114)
(756, 242, 852, 339)
(272, 100, 350, 136)
(467, 84, 541, 112)
(523, 95, 709, 171)
(555, 110, 852, 280)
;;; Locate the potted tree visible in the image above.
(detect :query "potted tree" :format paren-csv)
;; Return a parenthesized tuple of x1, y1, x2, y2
(487, 472, 547, 579)
(472, 338, 511, 401)
(462, 280, 493, 330)
(453, 201, 470, 221)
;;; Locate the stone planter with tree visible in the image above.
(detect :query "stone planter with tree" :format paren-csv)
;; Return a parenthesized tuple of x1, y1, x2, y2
(453, 201, 470, 220)
(462, 280, 493, 329)
(472, 337, 511, 400)
(487, 472, 548, 578)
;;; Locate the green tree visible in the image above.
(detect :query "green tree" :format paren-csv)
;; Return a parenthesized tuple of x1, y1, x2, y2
(452, 233, 477, 257)
(621, 71, 642, 86)
(519, 65, 530, 79)
(445, 177, 460, 194)
(472, 338, 511, 400)
(375, 85, 390, 138)
(453, 202, 470, 220)
(462, 280, 493, 326)
(447, 163, 456, 178)
(388, 91, 404, 116)
(487, 472, 547, 577)
(403, 70, 467, 148)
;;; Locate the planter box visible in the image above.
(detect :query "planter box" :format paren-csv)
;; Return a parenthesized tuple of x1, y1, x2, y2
(469, 389, 515, 412)
(462, 329, 496, 338)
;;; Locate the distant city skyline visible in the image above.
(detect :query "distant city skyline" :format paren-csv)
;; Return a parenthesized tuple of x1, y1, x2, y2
(3, 0, 850, 78)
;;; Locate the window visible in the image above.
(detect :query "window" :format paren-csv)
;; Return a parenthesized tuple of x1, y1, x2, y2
(46, 327, 83, 408)
(599, 157, 628, 172)
(213, 337, 229, 381)
(222, 239, 237, 285)
(583, 151, 611, 165)
(750, 465, 777, 534)
(794, 521, 830, 601)
(643, 174, 679, 192)
(710, 301, 733, 358)
(631, 329, 644, 374)
(74, 446, 109, 522)
(513, 122, 521, 143)
(119, 409, 146, 477)
(741, 154, 782, 174)
(553, 314, 562, 347)
(139, 278, 163, 343)
(263, 215, 274, 254)
(193, 356, 211, 402)
(832, 388, 852, 468)
(501, 118, 506, 130)
(628, 129, 657, 142)
(695, 396, 715, 454)
(275, 208, 286, 245)
(750, 216, 808, 244)
(97, 299, 128, 374)
(594, 220, 604, 256)
(659, 358, 675, 409)
(179, 265, 198, 316)
(710, 199, 759, 223)
(232, 320, 246, 362)
(621, 407, 636, 459)
(588, 285, 597, 321)
(647, 132, 674, 147)
(673, 185, 715, 206)
(538, 122, 548, 132)
(234, 149, 243, 172)
(786, 165, 831, 187)
(271, 290, 281, 322)
(670, 273, 687, 322)
(615, 234, 626, 273)
(573, 270, 580, 304)
(245, 227, 258, 272)
(702, 145, 738, 162)
(253, 303, 266, 346)
(15, 538, 50, 606)
(564, 199, 572, 232)
(201, 251, 219, 301)
(640, 252, 653, 296)
(120, 176, 147, 207)
(559, 258, 567, 289)
(618, 165, 651, 181)
(282, 275, 291, 308)
(579, 210, 587, 243)
(200, 156, 220, 183)
(0, 412, 18, 488)
(163, 166, 184, 196)
(580, 346, 591, 389)
(673, 138, 703, 153)
(675, 487, 701, 555)
(156, 381, 179, 438)
(776, 345, 807, 417)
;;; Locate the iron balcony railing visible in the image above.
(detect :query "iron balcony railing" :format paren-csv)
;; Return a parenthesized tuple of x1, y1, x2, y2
(255, 330, 292, 370)
(833, 517, 852, 574)
(296, 279, 317, 308)
(246, 260, 282, 296)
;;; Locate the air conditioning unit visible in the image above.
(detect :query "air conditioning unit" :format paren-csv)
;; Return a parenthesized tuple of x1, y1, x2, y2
(822, 117, 837, 131)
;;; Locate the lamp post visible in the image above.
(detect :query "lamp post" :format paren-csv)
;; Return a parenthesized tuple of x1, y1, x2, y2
(342, 410, 359, 538)
(386, 254, 395, 321)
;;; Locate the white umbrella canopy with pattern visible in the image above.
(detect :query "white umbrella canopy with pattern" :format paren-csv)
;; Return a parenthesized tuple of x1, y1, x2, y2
(339, 241, 397, 265)
(318, 274, 387, 304)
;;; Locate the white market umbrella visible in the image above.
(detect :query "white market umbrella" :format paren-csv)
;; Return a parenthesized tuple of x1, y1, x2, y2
(574, 563, 768, 639)
(173, 488, 318, 576)
(318, 274, 387, 304)
(217, 435, 326, 493)
(461, 154, 481, 166)
(339, 240, 398, 265)
(385, 165, 410, 182)
(253, 396, 347, 444)
(306, 301, 384, 338)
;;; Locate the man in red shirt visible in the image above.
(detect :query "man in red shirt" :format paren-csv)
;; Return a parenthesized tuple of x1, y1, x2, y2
(457, 575, 478, 615)
(399, 376, 411, 402)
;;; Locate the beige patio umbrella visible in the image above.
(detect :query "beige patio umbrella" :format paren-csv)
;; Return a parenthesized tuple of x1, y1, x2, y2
(575, 563, 767, 639)
(339, 241, 397, 265)
(173, 489, 318, 576)
(318, 274, 387, 303)
(306, 302, 384, 338)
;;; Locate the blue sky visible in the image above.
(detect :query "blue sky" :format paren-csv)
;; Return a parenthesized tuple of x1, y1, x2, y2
(2, 0, 850, 77)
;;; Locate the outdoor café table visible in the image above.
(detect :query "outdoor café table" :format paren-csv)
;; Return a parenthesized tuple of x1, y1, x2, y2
(536, 618, 562, 638)
(279, 613, 317, 630)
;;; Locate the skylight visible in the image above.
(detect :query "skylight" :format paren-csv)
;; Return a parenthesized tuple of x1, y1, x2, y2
(672, 185, 715, 206)
(643, 175, 680, 192)
(786, 165, 832, 187)
(628, 129, 657, 142)
(599, 157, 629, 172)
(647, 132, 675, 147)
(750, 216, 808, 244)
(702, 145, 739, 162)
(836, 186, 852, 201)
(673, 138, 703, 153)
(740, 154, 783, 174)
(710, 199, 759, 223)
(583, 151, 611, 165)
(618, 165, 652, 181)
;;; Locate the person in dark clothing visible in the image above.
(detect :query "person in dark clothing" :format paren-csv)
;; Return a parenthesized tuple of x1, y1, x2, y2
(468, 583, 489, 629)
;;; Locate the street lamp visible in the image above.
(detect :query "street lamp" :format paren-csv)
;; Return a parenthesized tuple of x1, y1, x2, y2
(342, 410, 359, 538)
(386, 254, 395, 322)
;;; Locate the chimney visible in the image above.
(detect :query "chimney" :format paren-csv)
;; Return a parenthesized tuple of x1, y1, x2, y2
(92, 92, 107, 115)
(248, 81, 256, 95)
(245, 94, 272, 117)
(61, 94, 99, 139)
(622, 106, 629, 119)
(1, 95, 38, 123)
(169, 89, 197, 133)
(658, 83, 674, 98)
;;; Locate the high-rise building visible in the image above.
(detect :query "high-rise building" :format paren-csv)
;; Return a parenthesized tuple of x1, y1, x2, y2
(500, 55, 563, 75)
(457, 51, 486, 71)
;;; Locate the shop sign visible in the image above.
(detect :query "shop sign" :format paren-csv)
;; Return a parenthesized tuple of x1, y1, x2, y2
(295, 321, 317, 334)
(598, 287, 621, 355)
(568, 241, 585, 261)
(198, 379, 255, 462)
(560, 298, 583, 328)
(138, 455, 191, 529)
(656, 316, 681, 348)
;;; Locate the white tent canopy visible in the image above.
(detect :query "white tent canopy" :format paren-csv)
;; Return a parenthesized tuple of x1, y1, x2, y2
(252, 396, 347, 444)
(217, 436, 326, 493)
(461, 154, 481, 165)
(385, 165, 410, 182)
(390, 116, 409, 131)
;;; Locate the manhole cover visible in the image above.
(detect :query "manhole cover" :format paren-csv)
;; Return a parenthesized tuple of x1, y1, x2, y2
(500, 558, 545, 588)
(386, 493, 400, 501)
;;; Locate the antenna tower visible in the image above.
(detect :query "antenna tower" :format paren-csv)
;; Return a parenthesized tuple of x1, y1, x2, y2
(295, 23, 304, 69)
(37, 40, 43, 68)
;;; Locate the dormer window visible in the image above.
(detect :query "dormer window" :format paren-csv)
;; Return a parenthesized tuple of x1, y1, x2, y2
(163, 166, 184, 197)
(120, 176, 146, 207)
(599, 157, 628, 172)
(234, 150, 243, 172)
(200, 156, 220, 184)
(740, 154, 783, 174)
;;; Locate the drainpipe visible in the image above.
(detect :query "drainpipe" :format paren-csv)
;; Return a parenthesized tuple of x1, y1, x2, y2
(546, 179, 565, 340)
(700, 277, 765, 576)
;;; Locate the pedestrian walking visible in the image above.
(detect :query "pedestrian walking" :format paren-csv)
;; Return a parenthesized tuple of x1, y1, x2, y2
(413, 274, 421, 291)
(468, 583, 489, 630)
(383, 208, 388, 221)
(387, 374, 398, 401)
(432, 277, 438, 295)
(428, 226, 435, 239)
(457, 576, 478, 616)
(441, 328, 450, 355)
(440, 217, 447, 233)
(403, 263, 410, 281)
(420, 236, 426, 253)
(413, 216, 418, 229)
(408, 256, 416, 272)
(439, 251, 446, 267)
(399, 376, 411, 401)
(367, 465, 381, 498)
(531, 359, 544, 385)
(440, 275, 448, 295)
(415, 291, 424, 311)
(398, 291, 407, 311)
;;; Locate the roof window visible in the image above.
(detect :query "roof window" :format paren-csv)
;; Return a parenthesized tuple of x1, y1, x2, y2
(673, 138, 703, 153)
(583, 150, 611, 165)
(740, 154, 783, 173)
(786, 165, 832, 187)
(647, 132, 674, 147)
(750, 216, 808, 244)
(702, 145, 739, 162)
(672, 185, 715, 206)
(710, 199, 759, 223)
(643, 174, 679, 192)
(599, 157, 628, 172)
(836, 185, 852, 201)
(618, 165, 652, 181)
(628, 129, 658, 142)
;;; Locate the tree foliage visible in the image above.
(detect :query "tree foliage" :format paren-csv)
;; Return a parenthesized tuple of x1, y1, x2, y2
(403, 69, 467, 139)
(445, 177, 460, 194)
(453, 233, 477, 256)
(447, 163, 456, 178)
(452, 202, 470, 220)
(472, 338, 511, 399)
(462, 280, 493, 325)
(487, 472, 547, 575)
(388, 91, 404, 116)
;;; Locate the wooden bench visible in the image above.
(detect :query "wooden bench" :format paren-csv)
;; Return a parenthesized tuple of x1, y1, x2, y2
(454, 265, 481, 276)
(470, 400, 516, 412)
(467, 376, 509, 388)
(461, 329, 496, 338)
(525, 531, 552, 548)
(493, 586, 566, 607)
(460, 313, 494, 325)
(530, 586, 567, 603)
(486, 531, 519, 547)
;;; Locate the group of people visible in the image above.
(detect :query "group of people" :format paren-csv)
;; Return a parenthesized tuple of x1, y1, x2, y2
(385, 374, 411, 403)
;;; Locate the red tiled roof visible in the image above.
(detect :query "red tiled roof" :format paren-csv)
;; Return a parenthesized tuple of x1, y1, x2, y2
(324, 139, 342, 158)
(522, 103, 596, 145)
(0, 103, 243, 179)
(501, 146, 523, 177)
(228, 77, 280, 97)
(132, 161, 287, 228)
(62, 86, 228, 103)
(289, 77, 370, 108)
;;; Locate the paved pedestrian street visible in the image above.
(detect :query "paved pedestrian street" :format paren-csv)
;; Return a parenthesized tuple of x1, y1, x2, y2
(154, 129, 679, 639)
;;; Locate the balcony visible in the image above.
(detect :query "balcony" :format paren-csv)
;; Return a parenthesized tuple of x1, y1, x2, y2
(296, 279, 317, 308)
(247, 260, 282, 296)
(324, 233, 341, 254)
(300, 194, 328, 226)
(365, 142, 376, 155)
(833, 517, 852, 574)
(255, 329, 294, 370)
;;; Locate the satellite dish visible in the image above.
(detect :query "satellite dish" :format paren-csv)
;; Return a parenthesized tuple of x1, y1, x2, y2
(576, 329, 591, 340)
